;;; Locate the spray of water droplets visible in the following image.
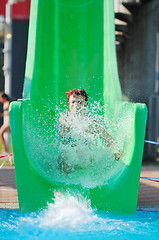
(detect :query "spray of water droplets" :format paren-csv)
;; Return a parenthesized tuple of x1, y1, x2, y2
(22, 100, 134, 188)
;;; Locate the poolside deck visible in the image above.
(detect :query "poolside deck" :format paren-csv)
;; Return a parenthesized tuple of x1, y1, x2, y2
(0, 165, 159, 210)
(138, 166, 159, 211)
(0, 166, 18, 209)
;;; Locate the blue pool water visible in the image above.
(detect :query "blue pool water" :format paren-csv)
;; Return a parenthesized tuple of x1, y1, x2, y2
(0, 196, 159, 240)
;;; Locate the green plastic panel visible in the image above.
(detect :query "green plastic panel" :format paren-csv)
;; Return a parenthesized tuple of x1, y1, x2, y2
(9, 0, 147, 214)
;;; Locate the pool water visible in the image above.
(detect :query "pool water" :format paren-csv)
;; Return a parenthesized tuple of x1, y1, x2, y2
(1, 195, 159, 240)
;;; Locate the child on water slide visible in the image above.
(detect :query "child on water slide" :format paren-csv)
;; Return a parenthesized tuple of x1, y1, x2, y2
(58, 89, 123, 173)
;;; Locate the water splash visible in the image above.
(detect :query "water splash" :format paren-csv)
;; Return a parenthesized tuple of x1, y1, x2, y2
(39, 192, 94, 230)
(22, 100, 134, 187)
(17, 192, 95, 231)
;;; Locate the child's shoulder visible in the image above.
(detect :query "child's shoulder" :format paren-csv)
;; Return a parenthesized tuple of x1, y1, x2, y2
(3, 101, 10, 109)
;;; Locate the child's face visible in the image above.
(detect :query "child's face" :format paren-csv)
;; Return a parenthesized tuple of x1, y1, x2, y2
(68, 94, 86, 113)
(0, 97, 5, 103)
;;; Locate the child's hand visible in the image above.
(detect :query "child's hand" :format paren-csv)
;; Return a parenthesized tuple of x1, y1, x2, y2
(114, 150, 124, 160)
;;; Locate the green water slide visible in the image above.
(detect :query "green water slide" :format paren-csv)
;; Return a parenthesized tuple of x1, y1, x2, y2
(9, 0, 147, 214)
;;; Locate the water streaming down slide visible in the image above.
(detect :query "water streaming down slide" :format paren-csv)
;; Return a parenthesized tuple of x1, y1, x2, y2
(9, 0, 147, 213)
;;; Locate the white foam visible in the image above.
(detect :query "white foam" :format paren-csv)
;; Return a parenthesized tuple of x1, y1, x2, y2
(39, 192, 94, 230)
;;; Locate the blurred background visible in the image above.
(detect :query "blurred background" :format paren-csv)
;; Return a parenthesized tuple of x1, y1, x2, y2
(0, 0, 158, 162)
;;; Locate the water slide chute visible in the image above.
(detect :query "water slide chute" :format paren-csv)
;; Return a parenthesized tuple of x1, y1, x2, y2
(9, 0, 147, 213)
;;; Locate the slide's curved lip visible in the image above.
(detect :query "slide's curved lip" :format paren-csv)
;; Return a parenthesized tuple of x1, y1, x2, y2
(20, 100, 146, 189)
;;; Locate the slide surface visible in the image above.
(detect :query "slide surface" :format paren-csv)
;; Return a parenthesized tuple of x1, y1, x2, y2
(9, 0, 147, 214)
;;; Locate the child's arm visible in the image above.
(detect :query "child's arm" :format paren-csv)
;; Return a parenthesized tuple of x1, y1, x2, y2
(93, 120, 123, 160)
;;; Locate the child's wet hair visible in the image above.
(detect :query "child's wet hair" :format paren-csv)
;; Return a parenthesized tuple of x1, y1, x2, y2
(0, 92, 10, 101)
(67, 89, 88, 104)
